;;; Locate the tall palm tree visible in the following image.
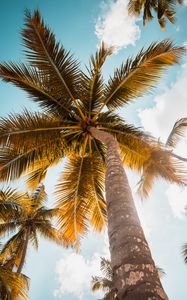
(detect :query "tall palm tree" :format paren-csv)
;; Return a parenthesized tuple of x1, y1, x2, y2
(0, 9, 186, 298)
(0, 184, 66, 274)
(128, 0, 183, 28)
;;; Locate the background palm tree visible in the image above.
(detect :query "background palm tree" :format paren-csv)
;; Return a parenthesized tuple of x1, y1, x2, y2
(0, 249, 29, 300)
(0, 9, 186, 298)
(0, 184, 66, 274)
(128, 0, 183, 28)
(162, 117, 187, 264)
(91, 257, 116, 300)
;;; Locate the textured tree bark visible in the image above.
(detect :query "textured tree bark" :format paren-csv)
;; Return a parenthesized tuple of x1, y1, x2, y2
(90, 127, 168, 300)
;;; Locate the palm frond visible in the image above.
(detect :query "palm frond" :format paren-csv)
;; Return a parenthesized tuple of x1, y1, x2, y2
(182, 243, 187, 264)
(157, 266, 166, 278)
(0, 187, 24, 221)
(34, 207, 59, 220)
(81, 42, 113, 116)
(1, 231, 25, 266)
(25, 160, 49, 190)
(36, 222, 67, 246)
(0, 62, 71, 116)
(0, 109, 73, 148)
(128, 0, 182, 28)
(0, 266, 29, 300)
(55, 155, 98, 244)
(31, 183, 47, 205)
(100, 257, 113, 280)
(137, 148, 187, 198)
(0, 134, 64, 182)
(0, 221, 22, 237)
(22, 10, 82, 114)
(98, 40, 185, 112)
(166, 118, 187, 147)
(91, 276, 112, 292)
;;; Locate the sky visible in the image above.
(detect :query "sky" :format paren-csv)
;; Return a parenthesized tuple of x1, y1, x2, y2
(1, 0, 187, 299)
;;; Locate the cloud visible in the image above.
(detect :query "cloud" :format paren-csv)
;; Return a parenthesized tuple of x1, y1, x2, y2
(138, 63, 187, 143)
(166, 185, 187, 219)
(95, 0, 140, 52)
(54, 233, 110, 299)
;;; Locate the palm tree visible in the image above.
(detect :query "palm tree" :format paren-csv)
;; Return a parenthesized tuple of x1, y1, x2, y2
(162, 117, 187, 264)
(91, 258, 165, 300)
(0, 9, 186, 298)
(0, 184, 66, 274)
(91, 257, 116, 300)
(128, 0, 183, 28)
(0, 256, 29, 300)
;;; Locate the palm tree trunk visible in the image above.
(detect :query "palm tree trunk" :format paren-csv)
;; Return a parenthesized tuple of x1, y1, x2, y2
(17, 230, 29, 274)
(90, 127, 168, 300)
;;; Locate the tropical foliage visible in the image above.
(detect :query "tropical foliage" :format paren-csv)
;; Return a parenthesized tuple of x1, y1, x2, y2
(164, 117, 187, 264)
(91, 257, 116, 300)
(0, 10, 185, 246)
(0, 184, 66, 274)
(0, 245, 29, 300)
(128, 0, 183, 28)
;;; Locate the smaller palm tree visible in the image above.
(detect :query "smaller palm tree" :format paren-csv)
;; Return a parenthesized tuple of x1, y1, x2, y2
(0, 184, 67, 274)
(128, 0, 183, 29)
(165, 117, 187, 265)
(0, 251, 29, 300)
(91, 257, 116, 300)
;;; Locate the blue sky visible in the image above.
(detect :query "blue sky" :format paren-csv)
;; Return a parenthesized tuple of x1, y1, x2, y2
(1, 0, 187, 299)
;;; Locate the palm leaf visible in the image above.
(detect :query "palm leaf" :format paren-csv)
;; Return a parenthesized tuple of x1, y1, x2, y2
(182, 243, 187, 264)
(81, 42, 113, 116)
(36, 222, 67, 246)
(0, 266, 29, 300)
(22, 9, 82, 114)
(128, 0, 182, 28)
(55, 155, 95, 244)
(0, 62, 71, 115)
(0, 135, 64, 182)
(137, 147, 187, 198)
(0, 109, 74, 148)
(25, 160, 49, 190)
(166, 117, 187, 147)
(100, 258, 113, 280)
(97, 40, 185, 112)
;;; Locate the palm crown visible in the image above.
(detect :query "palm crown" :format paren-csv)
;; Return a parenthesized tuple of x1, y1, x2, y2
(91, 257, 116, 300)
(0, 255, 29, 300)
(0, 10, 186, 244)
(0, 184, 66, 273)
(128, 0, 183, 28)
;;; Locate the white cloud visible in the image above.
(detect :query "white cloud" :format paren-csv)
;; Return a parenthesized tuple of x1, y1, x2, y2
(95, 0, 140, 52)
(138, 63, 187, 144)
(54, 232, 110, 299)
(166, 185, 187, 219)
